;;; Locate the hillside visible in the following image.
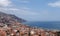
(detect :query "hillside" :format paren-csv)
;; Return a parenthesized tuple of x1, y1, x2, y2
(0, 12, 26, 25)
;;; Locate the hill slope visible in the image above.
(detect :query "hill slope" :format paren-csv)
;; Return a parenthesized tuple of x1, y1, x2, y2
(0, 12, 26, 25)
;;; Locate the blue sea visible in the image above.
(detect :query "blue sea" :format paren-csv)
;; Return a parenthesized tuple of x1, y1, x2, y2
(23, 21, 60, 30)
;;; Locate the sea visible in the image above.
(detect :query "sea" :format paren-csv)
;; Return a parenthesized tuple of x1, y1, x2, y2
(23, 21, 60, 30)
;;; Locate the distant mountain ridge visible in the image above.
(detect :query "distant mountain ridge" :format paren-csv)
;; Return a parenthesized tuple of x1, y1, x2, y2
(0, 12, 26, 24)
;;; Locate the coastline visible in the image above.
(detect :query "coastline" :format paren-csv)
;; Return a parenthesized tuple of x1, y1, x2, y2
(0, 22, 60, 36)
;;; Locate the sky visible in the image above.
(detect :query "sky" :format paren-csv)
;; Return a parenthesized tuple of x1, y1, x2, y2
(0, 0, 60, 21)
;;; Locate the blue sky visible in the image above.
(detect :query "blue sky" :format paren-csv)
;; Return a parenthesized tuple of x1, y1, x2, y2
(0, 0, 60, 21)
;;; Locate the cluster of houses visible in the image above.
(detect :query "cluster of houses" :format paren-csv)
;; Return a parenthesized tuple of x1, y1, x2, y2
(0, 22, 60, 36)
